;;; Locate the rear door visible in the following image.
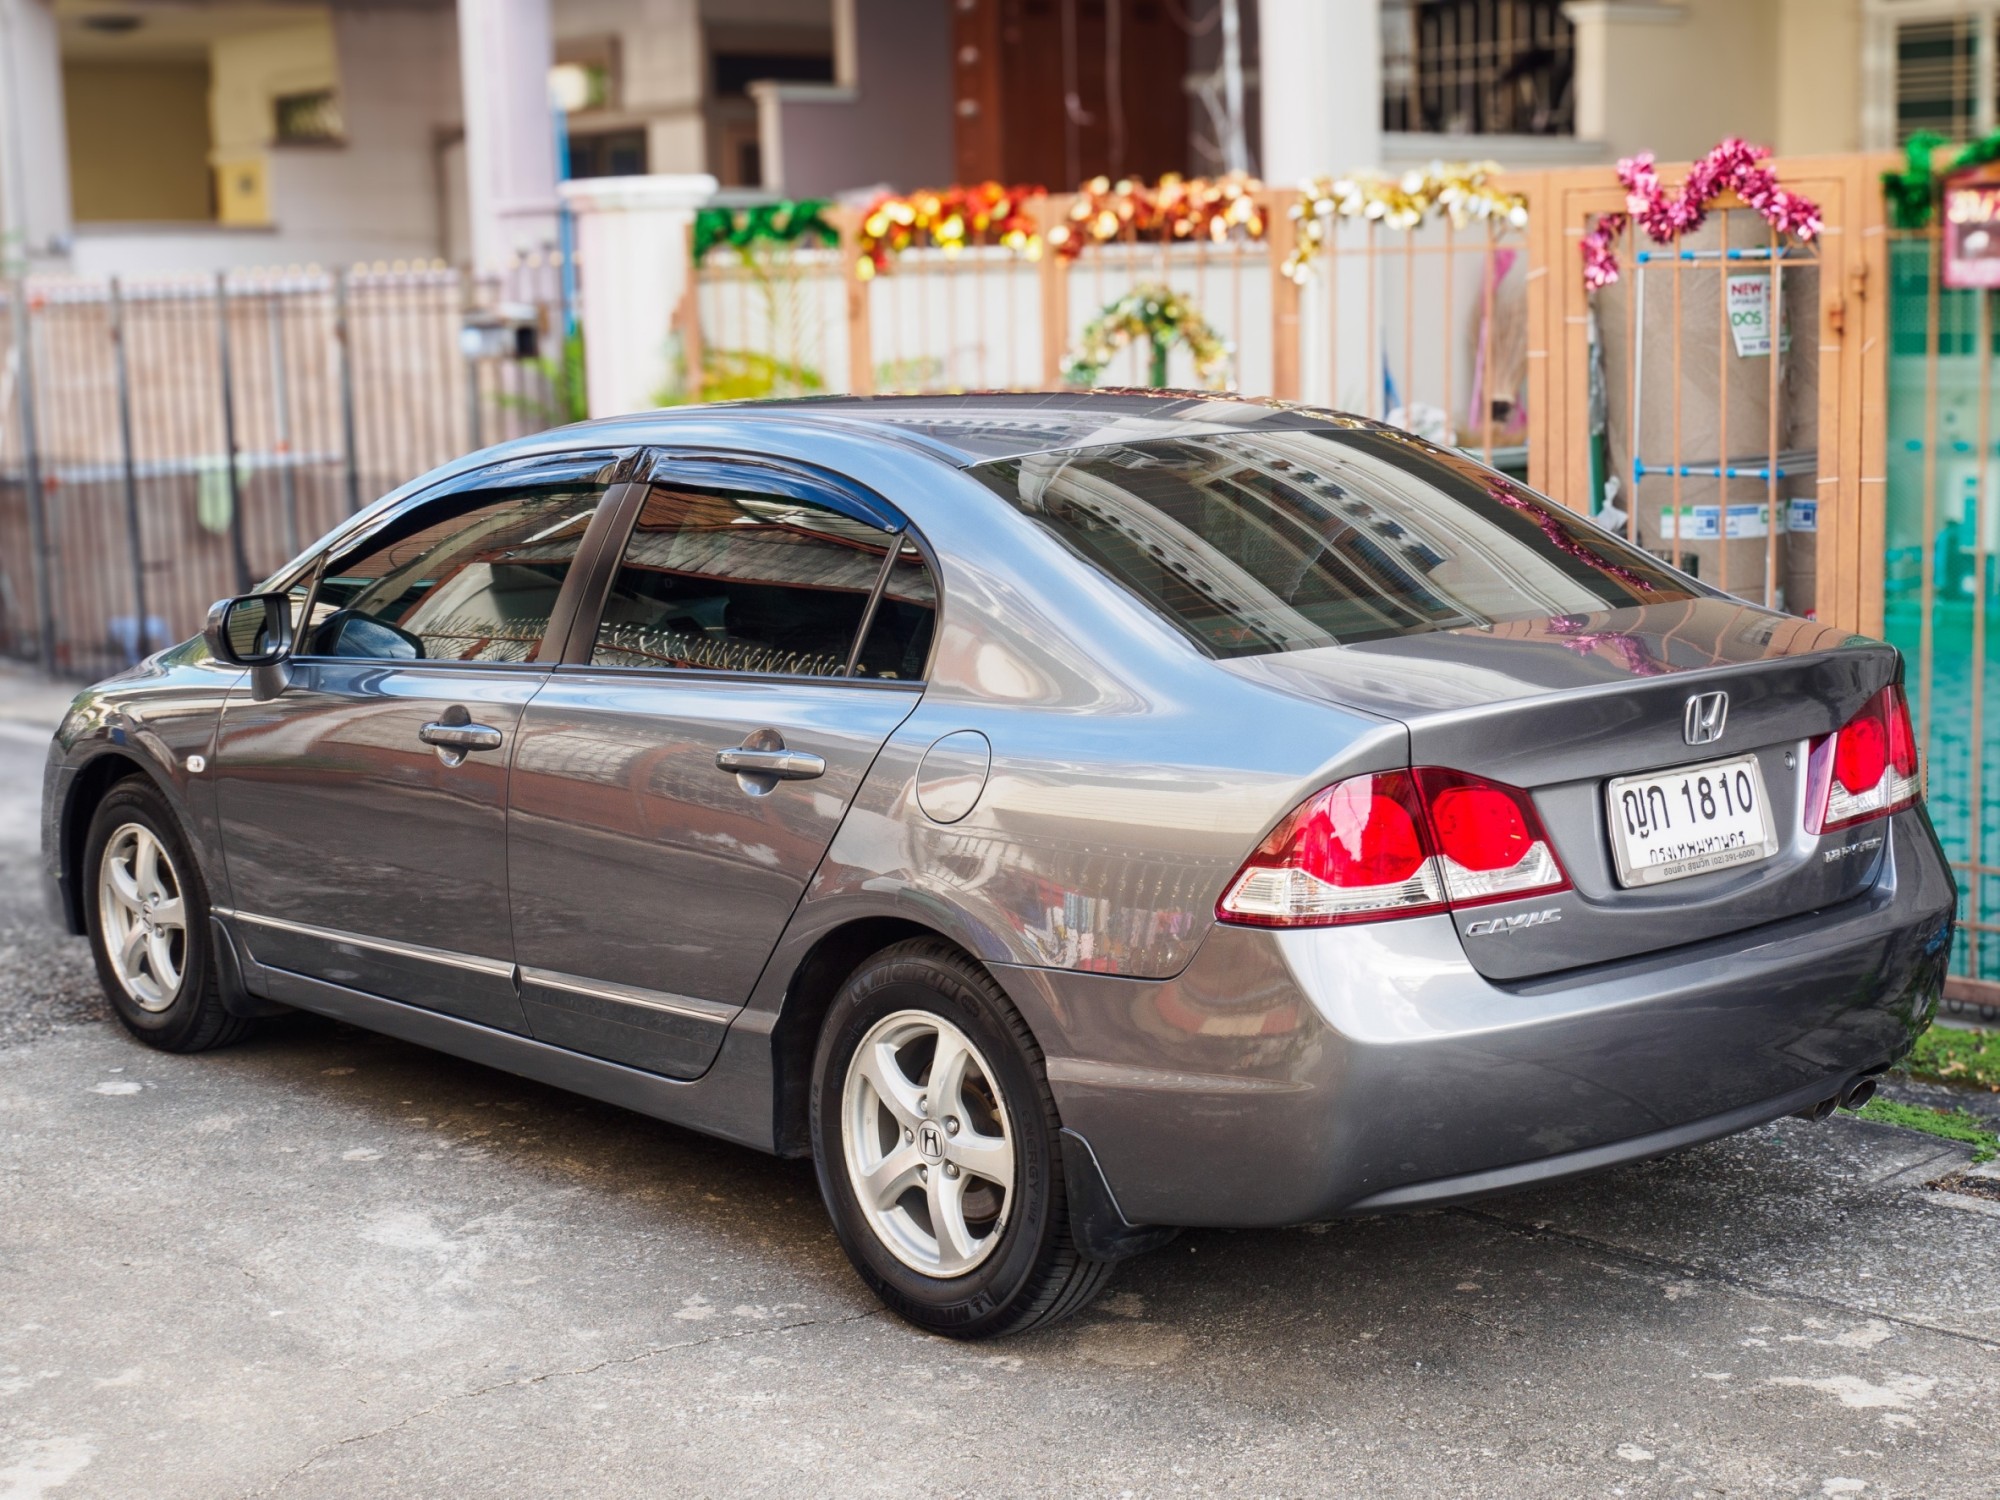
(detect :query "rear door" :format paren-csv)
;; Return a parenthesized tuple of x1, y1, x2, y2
(214, 454, 626, 1031)
(506, 457, 935, 1077)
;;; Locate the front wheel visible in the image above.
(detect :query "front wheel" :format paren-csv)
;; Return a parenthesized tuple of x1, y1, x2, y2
(810, 939, 1114, 1338)
(84, 778, 253, 1053)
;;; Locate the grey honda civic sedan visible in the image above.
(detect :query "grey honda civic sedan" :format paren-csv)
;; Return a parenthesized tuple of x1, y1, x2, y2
(41, 392, 1955, 1337)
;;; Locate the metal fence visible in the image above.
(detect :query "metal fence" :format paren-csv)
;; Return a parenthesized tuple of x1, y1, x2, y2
(1, 265, 565, 680)
(1886, 226, 2000, 1011)
(683, 184, 1535, 491)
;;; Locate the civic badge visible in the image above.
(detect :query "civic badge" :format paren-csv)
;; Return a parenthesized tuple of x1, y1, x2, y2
(1683, 691, 1728, 746)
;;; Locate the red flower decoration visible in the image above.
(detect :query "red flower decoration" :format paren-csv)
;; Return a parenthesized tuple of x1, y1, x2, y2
(1582, 138, 1823, 290)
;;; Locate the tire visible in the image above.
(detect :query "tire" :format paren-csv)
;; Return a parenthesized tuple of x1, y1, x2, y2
(82, 777, 254, 1054)
(810, 938, 1115, 1338)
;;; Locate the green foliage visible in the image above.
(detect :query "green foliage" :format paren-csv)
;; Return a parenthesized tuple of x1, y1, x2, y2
(693, 201, 838, 261)
(1856, 1095, 1998, 1163)
(547, 328, 588, 425)
(875, 356, 945, 392)
(1906, 1024, 2000, 1092)
(1878, 129, 2000, 230)
(491, 327, 588, 430)
(654, 341, 825, 407)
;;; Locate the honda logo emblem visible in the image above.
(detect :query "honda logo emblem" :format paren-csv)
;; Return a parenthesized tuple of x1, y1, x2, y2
(1684, 691, 1729, 745)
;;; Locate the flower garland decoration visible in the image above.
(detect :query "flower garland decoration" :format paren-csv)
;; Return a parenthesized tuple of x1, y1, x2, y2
(1282, 162, 1528, 282)
(855, 182, 1047, 279)
(692, 200, 838, 261)
(1046, 172, 1265, 259)
(1581, 139, 1824, 291)
(1062, 284, 1230, 390)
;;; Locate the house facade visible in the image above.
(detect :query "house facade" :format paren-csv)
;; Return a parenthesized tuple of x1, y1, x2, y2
(0, 0, 1989, 278)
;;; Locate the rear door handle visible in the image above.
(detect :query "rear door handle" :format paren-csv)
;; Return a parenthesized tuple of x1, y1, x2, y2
(715, 747, 826, 780)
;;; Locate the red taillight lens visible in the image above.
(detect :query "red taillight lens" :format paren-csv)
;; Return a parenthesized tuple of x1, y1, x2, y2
(1424, 777, 1530, 870)
(1413, 768, 1569, 906)
(1833, 713, 1887, 795)
(1218, 772, 1445, 927)
(1806, 685, 1922, 835)
(1218, 768, 1569, 928)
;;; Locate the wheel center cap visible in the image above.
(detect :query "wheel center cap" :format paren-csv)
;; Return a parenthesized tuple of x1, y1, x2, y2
(916, 1121, 946, 1162)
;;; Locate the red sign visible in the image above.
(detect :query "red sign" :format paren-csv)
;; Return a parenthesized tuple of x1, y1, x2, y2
(1943, 164, 2000, 289)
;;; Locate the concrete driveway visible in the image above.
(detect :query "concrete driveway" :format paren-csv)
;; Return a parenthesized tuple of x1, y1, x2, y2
(2, 671, 1997, 1500)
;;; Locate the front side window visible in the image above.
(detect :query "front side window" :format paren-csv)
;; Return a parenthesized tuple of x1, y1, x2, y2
(591, 485, 936, 679)
(969, 429, 1695, 658)
(305, 484, 608, 662)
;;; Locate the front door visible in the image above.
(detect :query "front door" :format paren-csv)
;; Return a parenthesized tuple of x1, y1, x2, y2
(214, 462, 621, 1032)
(507, 464, 937, 1075)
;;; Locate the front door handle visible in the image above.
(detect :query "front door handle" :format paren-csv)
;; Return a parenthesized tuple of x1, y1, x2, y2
(715, 746, 826, 780)
(419, 715, 503, 767)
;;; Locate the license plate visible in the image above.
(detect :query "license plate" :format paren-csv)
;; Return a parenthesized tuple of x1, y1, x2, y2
(1605, 753, 1779, 887)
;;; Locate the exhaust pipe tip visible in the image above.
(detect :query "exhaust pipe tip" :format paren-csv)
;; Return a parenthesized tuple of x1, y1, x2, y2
(1839, 1077, 1879, 1112)
(1792, 1095, 1840, 1123)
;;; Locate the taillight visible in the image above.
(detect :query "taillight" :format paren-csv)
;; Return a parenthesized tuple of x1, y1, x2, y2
(1414, 768, 1570, 905)
(1805, 684, 1922, 835)
(1218, 768, 1568, 928)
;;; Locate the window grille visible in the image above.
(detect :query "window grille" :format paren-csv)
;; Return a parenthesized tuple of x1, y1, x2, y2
(1895, 17, 1979, 141)
(1381, 0, 1575, 137)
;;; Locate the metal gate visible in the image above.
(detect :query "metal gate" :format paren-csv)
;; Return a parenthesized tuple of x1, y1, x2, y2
(1887, 216, 2000, 1011)
(1541, 156, 1890, 634)
(1, 266, 567, 681)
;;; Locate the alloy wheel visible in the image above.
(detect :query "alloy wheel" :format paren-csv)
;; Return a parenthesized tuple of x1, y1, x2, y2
(97, 822, 188, 1012)
(841, 1009, 1016, 1277)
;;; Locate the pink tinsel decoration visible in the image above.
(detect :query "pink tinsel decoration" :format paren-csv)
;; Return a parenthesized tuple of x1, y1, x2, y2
(1582, 138, 1823, 290)
(1487, 484, 1661, 595)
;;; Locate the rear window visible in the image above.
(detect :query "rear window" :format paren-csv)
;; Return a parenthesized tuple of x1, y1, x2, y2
(968, 429, 1697, 658)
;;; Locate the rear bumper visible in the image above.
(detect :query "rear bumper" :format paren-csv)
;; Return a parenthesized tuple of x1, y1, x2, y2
(992, 808, 1955, 1229)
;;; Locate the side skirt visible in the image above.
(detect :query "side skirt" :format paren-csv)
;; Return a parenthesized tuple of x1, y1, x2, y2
(244, 950, 781, 1154)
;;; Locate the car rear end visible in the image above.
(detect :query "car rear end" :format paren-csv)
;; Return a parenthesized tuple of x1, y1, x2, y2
(971, 421, 1957, 1227)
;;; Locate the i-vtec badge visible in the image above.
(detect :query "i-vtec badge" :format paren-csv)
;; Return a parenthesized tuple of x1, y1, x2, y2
(1465, 908, 1563, 937)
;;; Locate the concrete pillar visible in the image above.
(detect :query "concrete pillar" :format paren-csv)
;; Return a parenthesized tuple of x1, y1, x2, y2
(456, 0, 559, 273)
(560, 174, 716, 417)
(1256, 0, 1379, 186)
(1259, 0, 1379, 413)
(0, 0, 73, 270)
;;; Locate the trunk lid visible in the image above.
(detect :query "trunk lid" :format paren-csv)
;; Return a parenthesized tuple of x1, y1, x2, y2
(1222, 597, 1902, 980)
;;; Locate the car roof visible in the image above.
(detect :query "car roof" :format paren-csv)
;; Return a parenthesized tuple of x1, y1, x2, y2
(505, 390, 1379, 469)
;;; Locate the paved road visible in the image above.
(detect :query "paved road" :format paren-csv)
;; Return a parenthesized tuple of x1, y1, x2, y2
(3, 672, 1998, 1499)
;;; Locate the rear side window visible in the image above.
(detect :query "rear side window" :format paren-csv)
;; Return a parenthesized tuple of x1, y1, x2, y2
(591, 486, 936, 679)
(968, 430, 1695, 658)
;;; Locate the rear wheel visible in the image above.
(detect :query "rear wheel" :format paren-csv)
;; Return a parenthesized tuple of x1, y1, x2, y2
(84, 778, 252, 1053)
(811, 939, 1114, 1338)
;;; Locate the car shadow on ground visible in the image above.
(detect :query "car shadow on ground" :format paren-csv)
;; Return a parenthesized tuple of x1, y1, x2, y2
(160, 1003, 1969, 1348)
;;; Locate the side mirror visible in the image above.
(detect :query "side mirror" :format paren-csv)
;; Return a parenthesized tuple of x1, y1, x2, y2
(204, 593, 296, 699)
(204, 592, 294, 667)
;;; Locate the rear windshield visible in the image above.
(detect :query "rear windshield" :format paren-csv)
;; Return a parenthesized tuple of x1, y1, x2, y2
(967, 429, 1697, 658)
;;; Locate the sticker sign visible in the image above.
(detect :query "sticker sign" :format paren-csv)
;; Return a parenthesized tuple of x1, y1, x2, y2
(1660, 504, 1773, 541)
(1944, 163, 2000, 290)
(1726, 273, 1791, 358)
